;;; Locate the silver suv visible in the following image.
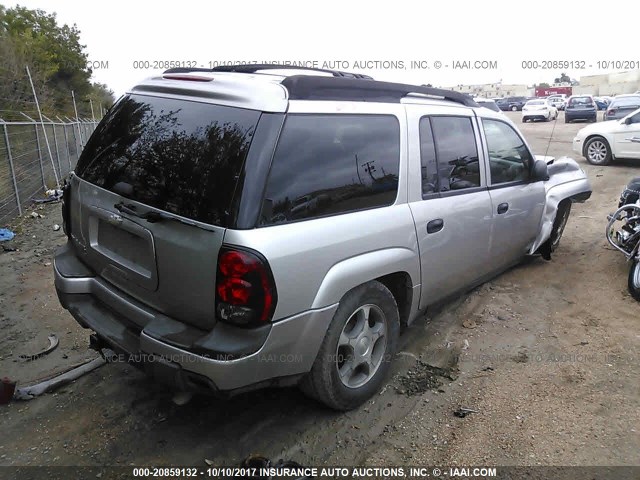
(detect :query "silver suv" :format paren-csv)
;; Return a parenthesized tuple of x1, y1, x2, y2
(54, 65, 591, 410)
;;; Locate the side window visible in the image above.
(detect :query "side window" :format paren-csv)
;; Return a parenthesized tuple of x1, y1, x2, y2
(259, 114, 400, 225)
(482, 119, 533, 185)
(419, 117, 438, 195)
(430, 116, 481, 191)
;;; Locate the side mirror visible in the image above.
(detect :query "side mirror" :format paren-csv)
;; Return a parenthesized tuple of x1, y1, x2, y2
(532, 159, 549, 182)
(625, 117, 632, 125)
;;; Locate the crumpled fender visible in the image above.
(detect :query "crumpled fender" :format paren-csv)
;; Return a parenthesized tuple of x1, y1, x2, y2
(529, 156, 592, 254)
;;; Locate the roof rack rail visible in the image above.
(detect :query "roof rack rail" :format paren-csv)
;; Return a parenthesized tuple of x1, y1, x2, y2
(279, 76, 479, 107)
(163, 64, 374, 79)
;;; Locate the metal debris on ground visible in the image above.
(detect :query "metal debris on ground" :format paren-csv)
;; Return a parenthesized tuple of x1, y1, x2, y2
(33, 189, 64, 204)
(18, 334, 59, 361)
(13, 356, 106, 400)
(454, 407, 479, 418)
(53, 224, 61, 231)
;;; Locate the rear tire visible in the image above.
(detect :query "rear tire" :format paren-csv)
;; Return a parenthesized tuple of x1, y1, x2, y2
(511, 105, 518, 112)
(300, 281, 400, 411)
(628, 260, 640, 301)
(565, 116, 570, 123)
(584, 136, 612, 165)
(549, 201, 572, 252)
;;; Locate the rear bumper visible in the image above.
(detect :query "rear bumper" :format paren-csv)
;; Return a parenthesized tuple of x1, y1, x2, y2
(522, 111, 550, 119)
(566, 110, 596, 120)
(54, 242, 337, 393)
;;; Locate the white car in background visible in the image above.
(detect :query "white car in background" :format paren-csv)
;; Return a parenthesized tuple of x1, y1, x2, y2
(547, 95, 567, 111)
(573, 107, 640, 165)
(522, 99, 558, 123)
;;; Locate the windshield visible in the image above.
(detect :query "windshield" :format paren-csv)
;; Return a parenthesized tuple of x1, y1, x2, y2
(75, 94, 260, 226)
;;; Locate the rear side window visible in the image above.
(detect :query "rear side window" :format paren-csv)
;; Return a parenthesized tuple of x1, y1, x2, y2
(423, 116, 481, 192)
(75, 95, 259, 226)
(260, 114, 400, 225)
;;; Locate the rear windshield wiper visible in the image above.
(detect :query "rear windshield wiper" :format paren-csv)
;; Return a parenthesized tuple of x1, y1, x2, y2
(113, 202, 217, 232)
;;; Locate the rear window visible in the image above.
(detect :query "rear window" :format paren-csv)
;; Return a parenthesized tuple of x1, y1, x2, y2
(75, 94, 259, 225)
(259, 114, 400, 226)
(527, 100, 544, 105)
(569, 97, 593, 105)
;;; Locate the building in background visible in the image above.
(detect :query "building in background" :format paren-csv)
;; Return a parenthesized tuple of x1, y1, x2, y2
(573, 71, 640, 96)
(443, 82, 532, 98)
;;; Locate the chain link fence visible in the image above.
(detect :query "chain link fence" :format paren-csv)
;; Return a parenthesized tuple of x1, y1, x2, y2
(0, 116, 98, 225)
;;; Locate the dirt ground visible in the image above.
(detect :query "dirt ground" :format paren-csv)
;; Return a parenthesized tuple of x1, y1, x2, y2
(0, 111, 639, 473)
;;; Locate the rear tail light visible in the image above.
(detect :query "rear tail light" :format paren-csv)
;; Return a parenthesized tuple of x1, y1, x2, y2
(607, 109, 615, 117)
(216, 247, 277, 327)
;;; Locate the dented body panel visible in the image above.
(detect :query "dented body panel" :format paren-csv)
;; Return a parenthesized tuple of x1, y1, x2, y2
(529, 157, 592, 253)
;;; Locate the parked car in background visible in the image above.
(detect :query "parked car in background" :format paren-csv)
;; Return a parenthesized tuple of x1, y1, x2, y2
(495, 98, 509, 111)
(565, 95, 597, 123)
(507, 96, 529, 111)
(522, 99, 558, 122)
(497, 96, 529, 111)
(547, 96, 567, 111)
(603, 94, 640, 121)
(594, 97, 608, 110)
(573, 107, 640, 165)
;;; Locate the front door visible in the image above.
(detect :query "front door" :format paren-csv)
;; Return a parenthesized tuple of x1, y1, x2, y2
(406, 105, 494, 308)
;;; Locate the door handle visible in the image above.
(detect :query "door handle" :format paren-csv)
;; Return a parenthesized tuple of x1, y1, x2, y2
(497, 202, 509, 214)
(427, 219, 444, 234)
(626, 137, 640, 143)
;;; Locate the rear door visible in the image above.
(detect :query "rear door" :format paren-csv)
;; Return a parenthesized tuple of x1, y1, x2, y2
(71, 94, 261, 330)
(478, 117, 545, 265)
(406, 104, 493, 307)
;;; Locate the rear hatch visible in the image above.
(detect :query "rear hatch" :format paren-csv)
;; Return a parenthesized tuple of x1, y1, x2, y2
(71, 94, 260, 330)
(567, 98, 595, 111)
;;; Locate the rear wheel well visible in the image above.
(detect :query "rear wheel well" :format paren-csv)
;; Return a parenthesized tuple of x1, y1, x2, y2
(375, 272, 413, 328)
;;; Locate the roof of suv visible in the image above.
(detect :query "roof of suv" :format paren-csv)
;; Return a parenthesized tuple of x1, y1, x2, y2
(129, 64, 480, 112)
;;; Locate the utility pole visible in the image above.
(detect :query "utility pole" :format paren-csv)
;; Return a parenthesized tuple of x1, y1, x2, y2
(26, 65, 60, 187)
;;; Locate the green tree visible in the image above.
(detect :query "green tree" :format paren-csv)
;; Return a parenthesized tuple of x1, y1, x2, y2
(0, 5, 114, 117)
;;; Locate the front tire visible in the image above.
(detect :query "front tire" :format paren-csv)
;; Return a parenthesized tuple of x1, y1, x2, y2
(511, 105, 518, 112)
(584, 136, 612, 165)
(628, 260, 640, 301)
(300, 281, 400, 410)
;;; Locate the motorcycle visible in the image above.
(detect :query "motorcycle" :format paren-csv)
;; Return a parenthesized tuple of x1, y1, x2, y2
(606, 177, 640, 301)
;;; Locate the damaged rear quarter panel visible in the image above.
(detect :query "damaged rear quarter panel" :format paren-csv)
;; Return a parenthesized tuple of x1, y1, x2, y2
(529, 157, 592, 253)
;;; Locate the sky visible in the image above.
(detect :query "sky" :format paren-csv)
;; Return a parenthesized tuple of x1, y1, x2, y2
(4, 0, 639, 98)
